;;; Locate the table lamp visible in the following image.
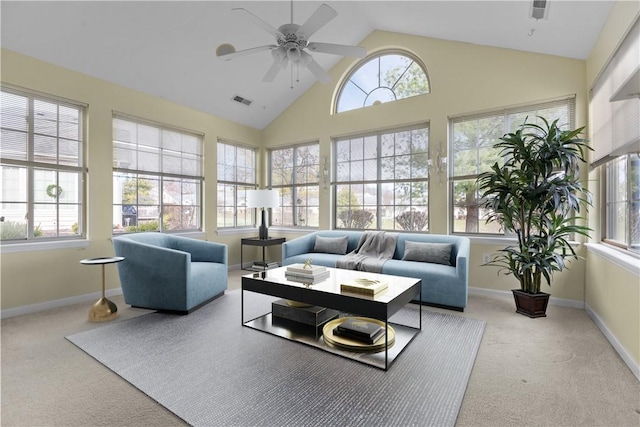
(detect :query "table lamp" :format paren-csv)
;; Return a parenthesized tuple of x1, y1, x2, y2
(247, 189, 279, 239)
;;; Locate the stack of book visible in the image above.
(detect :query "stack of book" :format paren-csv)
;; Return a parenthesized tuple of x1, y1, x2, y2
(332, 318, 384, 344)
(248, 260, 279, 271)
(284, 264, 330, 283)
(340, 278, 388, 296)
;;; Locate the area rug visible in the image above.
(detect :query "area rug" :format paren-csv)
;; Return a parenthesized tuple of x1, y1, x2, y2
(66, 290, 485, 427)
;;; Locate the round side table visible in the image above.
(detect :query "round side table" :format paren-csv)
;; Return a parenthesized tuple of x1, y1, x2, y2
(80, 256, 124, 322)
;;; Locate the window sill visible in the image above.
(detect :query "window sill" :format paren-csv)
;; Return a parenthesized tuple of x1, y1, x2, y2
(585, 242, 640, 277)
(0, 239, 90, 254)
(216, 227, 258, 237)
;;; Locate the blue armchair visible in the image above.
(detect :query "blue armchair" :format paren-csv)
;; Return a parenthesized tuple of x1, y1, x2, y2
(112, 233, 228, 313)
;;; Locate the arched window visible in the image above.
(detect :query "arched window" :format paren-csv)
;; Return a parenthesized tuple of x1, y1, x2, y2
(335, 51, 430, 113)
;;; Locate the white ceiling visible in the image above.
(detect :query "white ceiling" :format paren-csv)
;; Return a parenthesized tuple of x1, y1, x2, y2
(1, 1, 615, 130)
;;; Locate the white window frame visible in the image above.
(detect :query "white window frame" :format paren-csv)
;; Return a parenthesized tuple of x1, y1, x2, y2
(449, 96, 576, 235)
(602, 154, 640, 255)
(112, 114, 204, 234)
(269, 142, 320, 228)
(1, 85, 87, 244)
(333, 124, 430, 231)
(335, 50, 430, 114)
(216, 140, 256, 229)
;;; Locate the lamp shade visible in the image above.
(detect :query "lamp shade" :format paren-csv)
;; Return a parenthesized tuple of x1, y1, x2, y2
(246, 189, 279, 209)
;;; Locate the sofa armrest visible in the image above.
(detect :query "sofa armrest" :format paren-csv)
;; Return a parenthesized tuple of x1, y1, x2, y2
(282, 232, 317, 260)
(455, 237, 470, 285)
(174, 237, 228, 265)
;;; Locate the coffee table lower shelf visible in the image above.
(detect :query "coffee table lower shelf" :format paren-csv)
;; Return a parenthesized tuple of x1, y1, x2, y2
(244, 313, 420, 370)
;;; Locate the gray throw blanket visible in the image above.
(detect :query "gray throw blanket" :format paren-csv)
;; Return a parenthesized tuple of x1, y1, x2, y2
(336, 231, 398, 273)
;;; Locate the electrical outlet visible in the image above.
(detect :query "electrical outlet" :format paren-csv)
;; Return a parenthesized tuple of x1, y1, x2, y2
(482, 254, 491, 264)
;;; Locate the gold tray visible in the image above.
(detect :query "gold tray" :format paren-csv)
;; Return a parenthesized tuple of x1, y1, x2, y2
(322, 317, 395, 353)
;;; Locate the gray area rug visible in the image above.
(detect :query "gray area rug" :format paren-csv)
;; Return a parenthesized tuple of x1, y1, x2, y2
(67, 290, 485, 427)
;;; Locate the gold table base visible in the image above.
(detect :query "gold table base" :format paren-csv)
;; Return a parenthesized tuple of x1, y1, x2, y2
(81, 257, 124, 323)
(88, 297, 118, 322)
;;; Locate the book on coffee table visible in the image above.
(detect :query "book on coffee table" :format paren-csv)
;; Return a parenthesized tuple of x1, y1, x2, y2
(285, 270, 330, 283)
(340, 278, 388, 296)
(333, 318, 384, 344)
(286, 264, 327, 275)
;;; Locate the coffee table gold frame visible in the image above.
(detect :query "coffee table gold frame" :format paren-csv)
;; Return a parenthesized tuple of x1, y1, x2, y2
(80, 256, 124, 322)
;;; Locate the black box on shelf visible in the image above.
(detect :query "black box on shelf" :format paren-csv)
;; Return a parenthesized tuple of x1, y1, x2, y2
(271, 299, 339, 327)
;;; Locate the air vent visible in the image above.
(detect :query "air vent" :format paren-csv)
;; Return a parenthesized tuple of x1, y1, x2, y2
(232, 95, 252, 106)
(531, 0, 549, 20)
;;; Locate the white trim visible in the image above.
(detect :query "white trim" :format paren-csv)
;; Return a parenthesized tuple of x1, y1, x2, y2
(0, 288, 123, 319)
(0, 239, 90, 254)
(469, 287, 585, 309)
(585, 243, 640, 276)
(585, 303, 640, 381)
(216, 227, 257, 236)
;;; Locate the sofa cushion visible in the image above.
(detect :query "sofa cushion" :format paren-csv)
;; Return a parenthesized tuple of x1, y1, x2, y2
(314, 235, 349, 255)
(402, 241, 452, 265)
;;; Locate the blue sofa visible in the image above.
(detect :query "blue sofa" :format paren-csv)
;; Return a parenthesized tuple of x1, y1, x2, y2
(282, 231, 470, 311)
(113, 233, 228, 313)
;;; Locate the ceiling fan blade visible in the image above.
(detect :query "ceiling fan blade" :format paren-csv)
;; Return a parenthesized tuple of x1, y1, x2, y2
(301, 52, 331, 84)
(307, 42, 366, 58)
(296, 4, 337, 39)
(219, 45, 278, 61)
(263, 60, 283, 82)
(232, 8, 283, 39)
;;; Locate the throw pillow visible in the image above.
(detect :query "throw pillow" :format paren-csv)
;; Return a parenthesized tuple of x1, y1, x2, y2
(314, 236, 349, 255)
(402, 241, 453, 265)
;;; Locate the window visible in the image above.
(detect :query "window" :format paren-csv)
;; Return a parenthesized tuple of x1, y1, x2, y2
(590, 18, 639, 255)
(603, 154, 640, 254)
(335, 51, 430, 113)
(334, 125, 429, 231)
(1, 86, 86, 242)
(217, 141, 256, 228)
(269, 143, 320, 227)
(450, 97, 575, 234)
(112, 115, 203, 233)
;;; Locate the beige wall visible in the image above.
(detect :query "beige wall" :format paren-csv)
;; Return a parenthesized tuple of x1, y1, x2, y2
(585, 252, 639, 366)
(586, 0, 640, 88)
(0, 48, 262, 310)
(264, 30, 589, 301)
(584, 2, 640, 371)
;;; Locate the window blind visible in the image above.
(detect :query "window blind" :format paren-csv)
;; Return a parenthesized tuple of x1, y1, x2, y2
(589, 18, 640, 168)
(112, 114, 202, 178)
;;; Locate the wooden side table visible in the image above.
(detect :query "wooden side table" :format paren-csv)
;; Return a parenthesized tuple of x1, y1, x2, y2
(80, 256, 124, 322)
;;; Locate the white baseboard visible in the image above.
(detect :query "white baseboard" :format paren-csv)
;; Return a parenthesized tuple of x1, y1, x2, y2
(585, 303, 640, 382)
(469, 287, 585, 309)
(0, 288, 123, 320)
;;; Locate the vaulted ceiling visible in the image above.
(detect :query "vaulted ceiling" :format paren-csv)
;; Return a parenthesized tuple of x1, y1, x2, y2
(0, 1, 615, 130)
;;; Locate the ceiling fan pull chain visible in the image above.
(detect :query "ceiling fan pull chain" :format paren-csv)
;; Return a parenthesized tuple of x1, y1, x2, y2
(290, 63, 294, 90)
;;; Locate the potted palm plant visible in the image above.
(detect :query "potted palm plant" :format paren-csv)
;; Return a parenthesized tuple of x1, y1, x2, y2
(476, 117, 592, 317)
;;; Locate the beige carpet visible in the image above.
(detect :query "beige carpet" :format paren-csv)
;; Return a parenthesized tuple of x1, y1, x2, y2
(2, 270, 639, 427)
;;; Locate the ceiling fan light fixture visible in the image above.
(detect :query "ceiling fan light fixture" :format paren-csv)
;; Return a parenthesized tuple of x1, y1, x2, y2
(215, 43, 236, 57)
(285, 43, 301, 62)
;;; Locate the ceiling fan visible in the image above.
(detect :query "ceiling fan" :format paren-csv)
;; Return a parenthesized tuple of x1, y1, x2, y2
(219, 2, 366, 85)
